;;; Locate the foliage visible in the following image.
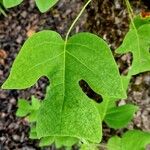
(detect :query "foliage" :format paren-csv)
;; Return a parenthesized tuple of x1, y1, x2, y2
(2, 30, 126, 145)
(2, 0, 58, 12)
(104, 104, 138, 129)
(1, 0, 150, 149)
(107, 130, 150, 150)
(3, 0, 23, 8)
(116, 15, 150, 76)
(16, 96, 40, 122)
(0, 0, 7, 16)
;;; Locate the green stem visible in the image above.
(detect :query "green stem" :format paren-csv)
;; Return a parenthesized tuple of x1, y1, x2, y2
(124, 0, 136, 29)
(0, 6, 7, 17)
(64, 0, 91, 44)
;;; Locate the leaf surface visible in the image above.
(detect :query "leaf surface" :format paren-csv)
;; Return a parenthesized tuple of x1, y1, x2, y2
(3, 0, 23, 8)
(116, 21, 150, 75)
(3, 0, 58, 12)
(2, 30, 126, 143)
(104, 104, 138, 129)
(16, 97, 41, 122)
(35, 0, 58, 12)
(16, 99, 31, 117)
(107, 130, 150, 150)
(107, 136, 121, 150)
(96, 76, 130, 121)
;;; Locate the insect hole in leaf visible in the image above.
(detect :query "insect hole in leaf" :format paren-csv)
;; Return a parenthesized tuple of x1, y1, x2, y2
(79, 80, 103, 103)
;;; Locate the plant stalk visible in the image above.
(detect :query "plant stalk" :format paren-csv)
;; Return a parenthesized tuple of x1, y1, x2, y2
(64, 0, 91, 45)
(124, 0, 136, 29)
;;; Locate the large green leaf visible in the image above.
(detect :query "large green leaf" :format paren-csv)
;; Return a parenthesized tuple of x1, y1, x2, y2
(3, 0, 23, 8)
(35, 0, 58, 13)
(104, 104, 138, 129)
(116, 22, 150, 75)
(107, 130, 150, 150)
(2, 31, 126, 143)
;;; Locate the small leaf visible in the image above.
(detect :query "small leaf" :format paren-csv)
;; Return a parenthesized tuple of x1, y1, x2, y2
(28, 97, 41, 122)
(3, 0, 23, 8)
(132, 15, 150, 29)
(27, 110, 38, 122)
(35, 0, 58, 12)
(3, 0, 58, 12)
(107, 130, 150, 150)
(29, 125, 38, 139)
(39, 136, 54, 147)
(104, 104, 138, 129)
(116, 18, 150, 75)
(16, 99, 31, 117)
(31, 96, 40, 110)
(16, 97, 41, 122)
(107, 136, 121, 150)
(122, 130, 150, 150)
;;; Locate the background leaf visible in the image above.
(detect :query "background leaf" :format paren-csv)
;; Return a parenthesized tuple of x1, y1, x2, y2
(3, 0, 58, 12)
(107, 130, 150, 150)
(35, 0, 58, 12)
(132, 15, 150, 29)
(16, 97, 41, 122)
(16, 99, 31, 117)
(3, 0, 23, 8)
(116, 16, 150, 75)
(107, 136, 121, 150)
(104, 104, 138, 129)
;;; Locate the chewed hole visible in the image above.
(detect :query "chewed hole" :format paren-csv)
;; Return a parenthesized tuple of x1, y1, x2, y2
(79, 80, 103, 103)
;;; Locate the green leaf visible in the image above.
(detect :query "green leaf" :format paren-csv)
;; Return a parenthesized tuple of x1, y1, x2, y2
(39, 136, 78, 147)
(35, 0, 58, 12)
(39, 136, 54, 147)
(132, 15, 150, 29)
(116, 22, 150, 75)
(96, 97, 116, 121)
(16, 99, 31, 117)
(55, 136, 78, 148)
(2, 30, 126, 143)
(121, 75, 131, 91)
(27, 96, 41, 122)
(107, 136, 121, 150)
(96, 75, 131, 121)
(107, 130, 150, 150)
(16, 97, 41, 122)
(28, 110, 38, 122)
(104, 104, 138, 129)
(80, 144, 98, 150)
(31, 96, 40, 110)
(29, 125, 38, 139)
(3, 0, 58, 12)
(3, 0, 23, 8)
